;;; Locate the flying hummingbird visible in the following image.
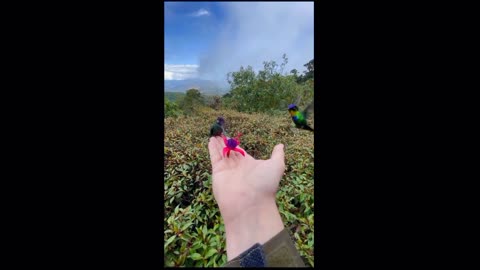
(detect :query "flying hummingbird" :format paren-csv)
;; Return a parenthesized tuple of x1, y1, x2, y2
(210, 117, 226, 137)
(288, 101, 314, 132)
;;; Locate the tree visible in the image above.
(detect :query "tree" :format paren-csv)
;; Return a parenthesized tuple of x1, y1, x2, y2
(297, 59, 314, 83)
(290, 69, 299, 82)
(206, 95, 222, 110)
(224, 54, 306, 113)
(178, 88, 205, 115)
(290, 69, 299, 76)
(212, 96, 221, 110)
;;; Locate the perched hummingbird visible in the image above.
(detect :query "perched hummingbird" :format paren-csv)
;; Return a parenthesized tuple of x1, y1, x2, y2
(288, 102, 314, 132)
(210, 117, 225, 137)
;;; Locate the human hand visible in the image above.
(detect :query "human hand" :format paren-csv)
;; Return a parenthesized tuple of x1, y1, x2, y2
(208, 136, 286, 260)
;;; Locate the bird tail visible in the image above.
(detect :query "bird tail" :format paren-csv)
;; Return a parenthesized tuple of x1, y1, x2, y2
(304, 125, 314, 132)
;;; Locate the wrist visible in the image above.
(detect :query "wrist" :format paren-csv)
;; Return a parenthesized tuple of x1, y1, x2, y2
(223, 197, 285, 261)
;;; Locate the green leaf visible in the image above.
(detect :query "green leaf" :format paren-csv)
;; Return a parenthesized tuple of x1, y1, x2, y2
(164, 235, 176, 249)
(308, 257, 314, 267)
(204, 248, 217, 259)
(181, 222, 192, 232)
(179, 253, 187, 265)
(191, 253, 203, 260)
(191, 241, 203, 251)
(202, 225, 208, 238)
(165, 260, 175, 267)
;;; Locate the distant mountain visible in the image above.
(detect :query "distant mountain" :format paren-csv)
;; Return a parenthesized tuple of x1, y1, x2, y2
(164, 79, 229, 95)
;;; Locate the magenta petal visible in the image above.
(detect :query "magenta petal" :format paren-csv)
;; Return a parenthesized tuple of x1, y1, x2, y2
(222, 147, 229, 157)
(234, 148, 245, 157)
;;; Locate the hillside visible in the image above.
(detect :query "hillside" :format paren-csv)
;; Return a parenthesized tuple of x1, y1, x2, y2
(164, 107, 314, 267)
(164, 79, 229, 95)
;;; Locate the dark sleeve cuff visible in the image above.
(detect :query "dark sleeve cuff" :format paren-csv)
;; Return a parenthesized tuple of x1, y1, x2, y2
(223, 228, 307, 267)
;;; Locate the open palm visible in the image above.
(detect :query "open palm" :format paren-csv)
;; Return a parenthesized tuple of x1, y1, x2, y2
(208, 136, 285, 223)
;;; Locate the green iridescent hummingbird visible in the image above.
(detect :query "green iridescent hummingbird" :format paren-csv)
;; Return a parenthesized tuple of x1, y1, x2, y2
(288, 99, 314, 132)
(210, 117, 226, 137)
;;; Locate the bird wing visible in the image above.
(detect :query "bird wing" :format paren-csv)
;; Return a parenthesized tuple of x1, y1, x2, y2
(210, 124, 217, 136)
(302, 101, 314, 120)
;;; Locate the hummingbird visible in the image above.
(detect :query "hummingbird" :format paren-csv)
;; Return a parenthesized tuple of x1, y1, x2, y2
(288, 102, 314, 132)
(210, 117, 226, 137)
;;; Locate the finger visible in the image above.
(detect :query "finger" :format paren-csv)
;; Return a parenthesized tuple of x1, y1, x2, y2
(216, 135, 226, 146)
(215, 136, 227, 155)
(208, 137, 223, 164)
(270, 144, 285, 164)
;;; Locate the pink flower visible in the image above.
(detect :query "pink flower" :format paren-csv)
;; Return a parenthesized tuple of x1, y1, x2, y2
(221, 133, 245, 158)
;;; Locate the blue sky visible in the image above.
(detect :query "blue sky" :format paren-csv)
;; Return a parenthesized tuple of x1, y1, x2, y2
(165, 2, 314, 83)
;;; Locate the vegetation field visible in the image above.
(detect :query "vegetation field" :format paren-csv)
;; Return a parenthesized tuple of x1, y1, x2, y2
(164, 55, 315, 267)
(164, 107, 314, 267)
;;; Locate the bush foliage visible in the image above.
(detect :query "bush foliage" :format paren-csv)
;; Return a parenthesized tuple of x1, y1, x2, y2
(165, 98, 182, 118)
(178, 88, 206, 115)
(223, 54, 314, 113)
(164, 107, 314, 267)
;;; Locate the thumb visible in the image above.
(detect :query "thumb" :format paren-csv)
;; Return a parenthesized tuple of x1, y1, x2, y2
(270, 144, 285, 164)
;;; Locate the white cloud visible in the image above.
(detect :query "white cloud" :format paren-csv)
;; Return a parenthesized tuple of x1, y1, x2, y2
(164, 64, 199, 80)
(191, 8, 210, 17)
(198, 2, 313, 82)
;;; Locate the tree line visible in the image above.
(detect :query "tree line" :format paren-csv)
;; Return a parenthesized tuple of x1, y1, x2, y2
(165, 54, 314, 116)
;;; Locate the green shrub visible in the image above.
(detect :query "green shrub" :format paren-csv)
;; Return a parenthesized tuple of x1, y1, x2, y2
(178, 89, 206, 115)
(165, 98, 182, 118)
